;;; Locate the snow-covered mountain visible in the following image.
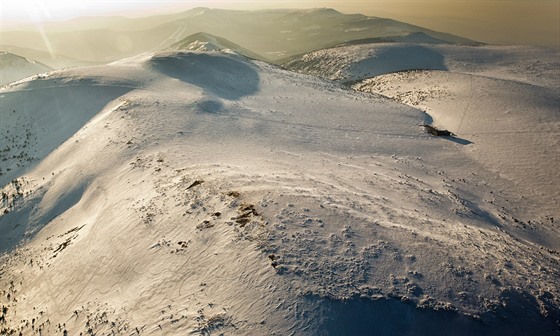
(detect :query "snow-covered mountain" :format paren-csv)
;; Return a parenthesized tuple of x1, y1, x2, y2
(0, 49, 558, 335)
(168, 32, 264, 60)
(283, 43, 560, 85)
(283, 43, 447, 81)
(0, 52, 52, 85)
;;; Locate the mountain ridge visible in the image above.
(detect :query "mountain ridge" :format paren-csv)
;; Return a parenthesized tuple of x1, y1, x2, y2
(1, 8, 478, 65)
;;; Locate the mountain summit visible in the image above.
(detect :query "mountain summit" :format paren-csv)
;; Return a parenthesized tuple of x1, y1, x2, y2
(168, 32, 264, 60)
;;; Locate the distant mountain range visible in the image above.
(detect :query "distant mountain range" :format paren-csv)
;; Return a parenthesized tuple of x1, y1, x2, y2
(335, 32, 458, 46)
(1, 7, 478, 67)
(0, 45, 97, 69)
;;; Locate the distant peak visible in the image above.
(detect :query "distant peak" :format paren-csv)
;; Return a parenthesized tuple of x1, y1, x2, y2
(189, 32, 216, 39)
(406, 32, 430, 37)
(320, 7, 340, 13)
(290, 7, 342, 16)
(188, 7, 211, 12)
(184, 7, 212, 16)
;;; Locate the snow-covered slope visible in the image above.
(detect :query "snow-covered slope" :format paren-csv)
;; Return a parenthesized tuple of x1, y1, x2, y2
(0, 52, 52, 85)
(354, 71, 559, 225)
(0, 51, 559, 335)
(168, 32, 264, 61)
(283, 43, 560, 86)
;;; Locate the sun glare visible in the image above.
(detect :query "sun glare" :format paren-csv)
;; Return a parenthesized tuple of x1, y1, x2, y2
(1, 0, 176, 26)
(2, 1, 76, 24)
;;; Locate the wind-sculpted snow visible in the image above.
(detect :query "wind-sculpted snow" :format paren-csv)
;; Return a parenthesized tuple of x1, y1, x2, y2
(285, 44, 448, 81)
(302, 293, 558, 336)
(148, 52, 260, 99)
(0, 50, 558, 335)
(284, 43, 560, 87)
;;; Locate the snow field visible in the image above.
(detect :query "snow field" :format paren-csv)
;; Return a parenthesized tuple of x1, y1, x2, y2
(0, 50, 559, 335)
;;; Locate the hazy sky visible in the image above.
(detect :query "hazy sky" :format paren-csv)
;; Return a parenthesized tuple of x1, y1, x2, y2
(1, 0, 559, 47)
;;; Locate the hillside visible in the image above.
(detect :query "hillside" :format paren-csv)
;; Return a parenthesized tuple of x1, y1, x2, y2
(284, 41, 560, 226)
(0, 50, 558, 335)
(283, 43, 560, 86)
(0, 52, 52, 85)
(354, 70, 559, 222)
